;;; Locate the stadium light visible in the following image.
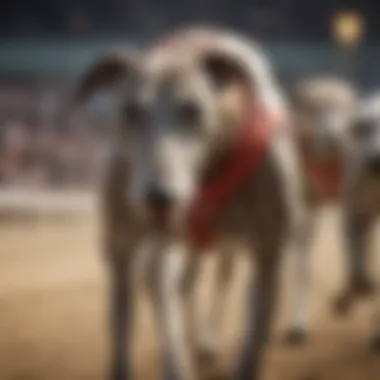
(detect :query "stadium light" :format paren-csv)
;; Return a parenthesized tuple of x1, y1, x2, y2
(331, 10, 365, 50)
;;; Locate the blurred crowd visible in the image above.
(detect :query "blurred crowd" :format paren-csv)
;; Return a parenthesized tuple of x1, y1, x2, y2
(0, 0, 375, 190)
(0, 0, 303, 190)
(0, 83, 110, 189)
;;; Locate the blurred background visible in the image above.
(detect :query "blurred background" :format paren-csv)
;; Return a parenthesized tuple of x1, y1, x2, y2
(0, 0, 377, 189)
(1, 2, 380, 380)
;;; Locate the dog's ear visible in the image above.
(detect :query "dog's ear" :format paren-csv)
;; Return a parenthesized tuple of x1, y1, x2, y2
(197, 48, 255, 128)
(74, 52, 138, 104)
(201, 51, 250, 91)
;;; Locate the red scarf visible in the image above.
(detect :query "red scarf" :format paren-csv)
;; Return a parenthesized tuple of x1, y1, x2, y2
(152, 36, 282, 248)
(187, 104, 281, 249)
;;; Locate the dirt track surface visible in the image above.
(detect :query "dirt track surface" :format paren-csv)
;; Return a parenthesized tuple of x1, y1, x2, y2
(0, 208, 380, 380)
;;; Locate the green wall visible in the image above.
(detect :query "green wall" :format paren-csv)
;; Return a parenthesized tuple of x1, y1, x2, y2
(0, 38, 377, 84)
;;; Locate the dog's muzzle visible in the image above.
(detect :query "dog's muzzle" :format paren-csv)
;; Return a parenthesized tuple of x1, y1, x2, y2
(144, 183, 176, 227)
(146, 184, 173, 209)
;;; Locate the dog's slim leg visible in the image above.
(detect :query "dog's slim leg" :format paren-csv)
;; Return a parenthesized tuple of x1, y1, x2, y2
(151, 243, 198, 380)
(197, 247, 234, 361)
(333, 160, 376, 316)
(333, 211, 374, 316)
(181, 254, 202, 370)
(346, 214, 374, 292)
(234, 257, 280, 380)
(108, 247, 134, 380)
(285, 210, 316, 344)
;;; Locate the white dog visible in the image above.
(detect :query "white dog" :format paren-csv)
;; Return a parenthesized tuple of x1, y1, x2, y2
(284, 77, 358, 343)
(333, 93, 380, 350)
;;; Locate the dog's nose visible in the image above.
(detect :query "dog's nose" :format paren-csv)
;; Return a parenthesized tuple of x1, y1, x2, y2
(145, 184, 173, 209)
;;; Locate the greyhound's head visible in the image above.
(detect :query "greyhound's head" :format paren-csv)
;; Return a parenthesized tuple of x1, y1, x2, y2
(74, 28, 282, 230)
(292, 77, 357, 161)
(352, 95, 380, 176)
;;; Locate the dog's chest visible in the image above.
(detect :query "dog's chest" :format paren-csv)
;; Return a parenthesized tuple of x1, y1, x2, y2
(211, 155, 288, 242)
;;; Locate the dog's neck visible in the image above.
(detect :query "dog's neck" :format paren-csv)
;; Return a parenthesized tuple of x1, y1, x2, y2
(200, 124, 242, 183)
(201, 83, 247, 182)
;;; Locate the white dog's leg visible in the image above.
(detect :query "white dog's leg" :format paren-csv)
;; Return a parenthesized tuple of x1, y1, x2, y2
(197, 247, 234, 361)
(285, 210, 316, 344)
(333, 159, 375, 316)
(107, 244, 135, 380)
(334, 209, 375, 316)
(180, 253, 203, 367)
(150, 243, 198, 380)
(234, 255, 281, 380)
(346, 214, 373, 290)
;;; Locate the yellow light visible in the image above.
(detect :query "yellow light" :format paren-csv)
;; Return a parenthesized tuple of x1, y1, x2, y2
(331, 10, 365, 49)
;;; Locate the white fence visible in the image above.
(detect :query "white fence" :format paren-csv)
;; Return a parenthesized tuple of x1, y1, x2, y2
(0, 189, 97, 222)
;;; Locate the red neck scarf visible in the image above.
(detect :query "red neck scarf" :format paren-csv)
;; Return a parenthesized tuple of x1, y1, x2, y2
(152, 36, 282, 247)
(187, 104, 281, 249)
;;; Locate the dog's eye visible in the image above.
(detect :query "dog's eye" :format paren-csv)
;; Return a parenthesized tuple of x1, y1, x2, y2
(352, 120, 374, 140)
(175, 100, 202, 128)
(123, 101, 146, 126)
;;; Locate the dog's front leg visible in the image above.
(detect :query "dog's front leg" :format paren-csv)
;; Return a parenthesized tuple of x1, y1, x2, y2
(197, 247, 234, 361)
(285, 209, 316, 344)
(346, 212, 374, 292)
(233, 254, 280, 380)
(333, 210, 374, 313)
(107, 244, 135, 380)
(151, 243, 199, 380)
(333, 161, 375, 316)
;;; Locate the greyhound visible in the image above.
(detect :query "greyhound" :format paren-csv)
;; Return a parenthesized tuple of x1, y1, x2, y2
(74, 27, 305, 380)
(281, 77, 359, 343)
(332, 93, 380, 350)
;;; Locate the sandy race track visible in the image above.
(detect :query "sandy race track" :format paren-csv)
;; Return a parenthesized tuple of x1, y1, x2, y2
(0, 208, 380, 380)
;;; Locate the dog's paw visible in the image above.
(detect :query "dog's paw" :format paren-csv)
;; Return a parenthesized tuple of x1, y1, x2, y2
(369, 335, 380, 353)
(283, 327, 308, 346)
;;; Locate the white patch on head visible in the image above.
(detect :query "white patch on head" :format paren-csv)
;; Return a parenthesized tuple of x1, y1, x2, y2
(322, 110, 348, 134)
(295, 78, 357, 159)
